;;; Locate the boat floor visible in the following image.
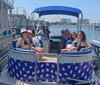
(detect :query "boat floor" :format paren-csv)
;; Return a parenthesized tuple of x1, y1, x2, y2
(41, 56, 57, 62)
(0, 70, 60, 85)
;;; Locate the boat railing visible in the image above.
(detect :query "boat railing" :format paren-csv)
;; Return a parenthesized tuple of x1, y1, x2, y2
(0, 34, 13, 54)
(7, 48, 94, 84)
(0, 48, 9, 72)
(90, 40, 100, 57)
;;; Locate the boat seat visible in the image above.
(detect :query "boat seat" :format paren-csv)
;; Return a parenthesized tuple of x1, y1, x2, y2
(59, 49, 93, 84)
(3, 31, 7, 36)
(8, 48, 36, 82)
(8, 30, 11, 35)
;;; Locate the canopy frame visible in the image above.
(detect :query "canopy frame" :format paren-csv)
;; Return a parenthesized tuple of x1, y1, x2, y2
(31, 6, 83, 32)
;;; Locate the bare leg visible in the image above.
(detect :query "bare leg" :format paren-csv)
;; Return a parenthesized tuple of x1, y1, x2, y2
(35, 47, 44, 61)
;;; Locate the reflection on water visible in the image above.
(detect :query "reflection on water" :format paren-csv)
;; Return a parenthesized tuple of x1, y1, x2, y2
(50, 25, 100, 42)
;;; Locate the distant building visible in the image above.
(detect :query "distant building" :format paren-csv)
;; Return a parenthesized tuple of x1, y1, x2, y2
(79, 19, 90, 25)
(83, 19, 90, 25)
(0, 0, 14, 36)
(60, 18, 71, 24)
(12, 7, 27, 27)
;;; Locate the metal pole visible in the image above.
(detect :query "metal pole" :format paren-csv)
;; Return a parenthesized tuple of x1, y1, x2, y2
(31, 13, 35, 31)
(80, 14, 83, 30)
(56, 54, 60, 84)
(10, 9, 12, 34)
(34, 54, 38, 82)
(1, 3, 3, 36)
(77, 17, 79, 32)
(35, 11, 41, 35)
(6, 6, 8, 35)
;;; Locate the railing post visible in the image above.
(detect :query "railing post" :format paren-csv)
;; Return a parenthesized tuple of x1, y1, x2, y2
(56, 54, 60, 84)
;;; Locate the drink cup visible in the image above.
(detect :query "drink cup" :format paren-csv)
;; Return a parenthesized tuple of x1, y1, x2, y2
(12, 40, 16, 49)
(73, 41, 77, 47)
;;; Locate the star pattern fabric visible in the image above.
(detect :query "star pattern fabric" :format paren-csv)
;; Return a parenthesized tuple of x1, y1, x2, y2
(59, 61, 93, 84)
(8, 57, 35, 82)
(37, 62, 57, 82)
(8, 57, 92, 84)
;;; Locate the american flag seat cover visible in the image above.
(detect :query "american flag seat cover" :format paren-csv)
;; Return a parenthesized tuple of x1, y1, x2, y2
(8, 57, 35, 82)
(37, 62, 57, 82)
(58, 54, 93, 84)
(59, 61, 93, 84)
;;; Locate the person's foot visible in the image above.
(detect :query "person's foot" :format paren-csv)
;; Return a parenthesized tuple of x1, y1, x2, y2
(39, 56, 43, 61)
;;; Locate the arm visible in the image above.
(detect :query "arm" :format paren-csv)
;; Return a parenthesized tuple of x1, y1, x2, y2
(16, 38, 23, 47)
(80, 42, 92, 51)
(31, 45, 39, 52)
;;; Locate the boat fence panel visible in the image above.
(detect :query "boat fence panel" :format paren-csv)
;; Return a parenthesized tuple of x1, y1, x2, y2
(90, 40, 100, 57)
(7, 48, 93, 84)
(37, 62, 57, 82)
(8, 50, 37, 82)
(36, 54, 58, 82)
(0, 35, 13, 53)
(58, 52, 93, 84)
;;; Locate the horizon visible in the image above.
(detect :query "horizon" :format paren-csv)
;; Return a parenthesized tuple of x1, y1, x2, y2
(14, 0, 100, 23)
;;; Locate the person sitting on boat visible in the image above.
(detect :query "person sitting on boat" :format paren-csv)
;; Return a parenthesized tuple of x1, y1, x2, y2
(36, 25, 48, 45)
(17, 28, 41, 51)
(75, 31, 92, 51)
(27, 29, 44, 61)
(59, 29, 71, 51)
(61, 29, 65, 40)
(70, 32, 77, 43)
(61, 32, 77, 52)
(17, 28, 31, 50)
(61, 31, 92, 52)
(45, 21, 50, 39)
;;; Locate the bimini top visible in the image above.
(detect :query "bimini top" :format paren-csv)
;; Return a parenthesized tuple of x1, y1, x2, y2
(32, 6, 83, 18)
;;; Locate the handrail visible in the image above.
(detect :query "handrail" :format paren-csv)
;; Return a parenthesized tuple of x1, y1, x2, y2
(0, 34, 12, 39)
(0, 50, 9, 62)
(0, 48, 8, 56)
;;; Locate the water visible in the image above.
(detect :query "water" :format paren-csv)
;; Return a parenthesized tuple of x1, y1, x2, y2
(49, 25, 100, 42)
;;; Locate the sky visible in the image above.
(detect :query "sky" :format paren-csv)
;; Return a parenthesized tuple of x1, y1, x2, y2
(14, 0, 100, 23)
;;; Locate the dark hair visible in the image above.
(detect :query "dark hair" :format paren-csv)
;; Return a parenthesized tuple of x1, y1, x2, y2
(71, 32, 77, 41)
(78, 31, 86, 42)
(20, 32, 27, 38)
(21, 33, 23, 38)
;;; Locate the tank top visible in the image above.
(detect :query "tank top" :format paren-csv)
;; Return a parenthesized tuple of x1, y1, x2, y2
(29, 39, 36, 47)
(18, 38, 30, 48)
(77, 44, 86, 51)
